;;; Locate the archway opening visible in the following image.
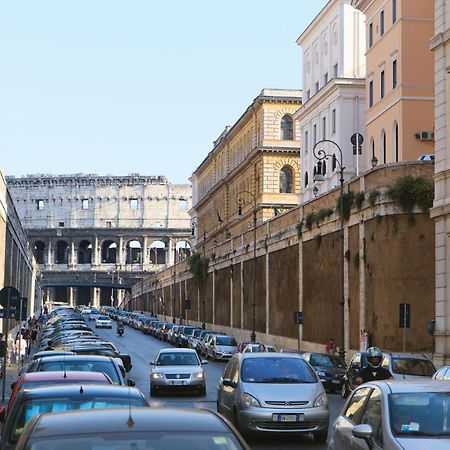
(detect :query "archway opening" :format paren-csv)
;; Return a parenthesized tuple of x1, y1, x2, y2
(102, 241, 117, 263)
(126, 240, 142, 264)
(55, 241, 69, 264)
(33, 241, 45, 264)
(149, 241, 167, 264)
(78, 240, 92, 264)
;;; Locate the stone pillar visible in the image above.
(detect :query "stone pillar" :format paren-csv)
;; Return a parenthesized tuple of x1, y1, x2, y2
(118, 236, 124, 266)
(230, 262, 234, 328)
(69, 287, 74, 307)
(212, 269, 216, 325)
(93, 236, 99, 266)
(47, 239, 53, 266)
(298, 235, 303, 350)
(344, 226, 350, 356)
(265, 249, 270, 335)
(359, 221, 366, 344)
(70, 241, 76, 267)
(143, 236, 149, 266)
(240, 261, 244, 330)
(167, 239, 174, 265)
(92, 287, 100, 308)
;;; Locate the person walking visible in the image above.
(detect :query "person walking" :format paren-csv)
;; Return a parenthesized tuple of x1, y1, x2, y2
(0, 334, 6, 379)
(325, 338, 337, 355)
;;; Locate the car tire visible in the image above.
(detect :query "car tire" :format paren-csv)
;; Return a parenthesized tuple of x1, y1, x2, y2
(199, 385, 206, 396)
(150, 385, 158, 396)
(313, 431, 328, 443)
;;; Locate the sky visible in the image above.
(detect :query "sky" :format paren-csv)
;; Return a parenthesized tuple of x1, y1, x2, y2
(0, 0, 328, 185)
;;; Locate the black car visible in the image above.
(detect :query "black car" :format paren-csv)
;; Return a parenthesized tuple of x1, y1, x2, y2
(15, 407, 250, 450)
(301, 352, 347, 392)
(177, 326, 198, 347)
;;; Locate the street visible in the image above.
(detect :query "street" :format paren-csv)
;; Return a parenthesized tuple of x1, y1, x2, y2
(94, 323, 346, 450)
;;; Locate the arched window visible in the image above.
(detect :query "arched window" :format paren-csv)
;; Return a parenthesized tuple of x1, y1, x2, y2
(126, 240, 142, 264)
(78, 240, 92, 264)
(149, 241, 167, 264)
(393, 122, 399, 162)
(281, 115, 294, 140)
(176, 241, 191, 262)
(279, 166, 294, 193)
(55, 240, 69, 264)
(332, 154, 337, 171)
(381, 130, 387, 164)
(304, 172, 309, 187)
(33, 241, 45, 264)
(101, 240, 117, 263)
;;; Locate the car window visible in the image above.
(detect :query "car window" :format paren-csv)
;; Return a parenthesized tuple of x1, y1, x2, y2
(381, 356, 389, 370)
(156, 353, 199, 366)
(392, 358, 435, 376)
(360, 387, 383, 445)
(310, 354, 345, 368)
(230, 360, 239, 384)
(434, 367, 446, 380)
(444, 368, 450, 380)
(344, 387, 371, 424)
(216, 337, 237, 346)
(223, 358, 236, 380)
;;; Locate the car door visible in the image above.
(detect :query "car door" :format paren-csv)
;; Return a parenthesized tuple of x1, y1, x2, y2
(219, 358, 238, 419)
(355, 387, 384, 449)
(332, 386, 372, 450)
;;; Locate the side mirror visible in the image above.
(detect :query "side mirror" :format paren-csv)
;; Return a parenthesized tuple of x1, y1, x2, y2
(149, 361, 155, 366)
(127, 379, 136, 387)
(222, 378, 235, 388)
(352, 424, 374, 449)
(201, 360, 208, 365)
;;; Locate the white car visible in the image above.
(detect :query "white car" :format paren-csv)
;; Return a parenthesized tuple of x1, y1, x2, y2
(242, 343, 277, 353)
(95, 315, 112, 329)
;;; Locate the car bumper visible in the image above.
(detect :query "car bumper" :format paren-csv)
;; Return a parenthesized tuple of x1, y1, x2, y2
(237, 406, 329, 434)
(213, 353, 234, 360)
(96, 323, 112, 328)
(319, 377, 343, 390)
(151, 377, 205, 389)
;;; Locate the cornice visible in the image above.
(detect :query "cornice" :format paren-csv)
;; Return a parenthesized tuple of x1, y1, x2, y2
(430, 28, 450, 52)
(351, 0, 374, 13)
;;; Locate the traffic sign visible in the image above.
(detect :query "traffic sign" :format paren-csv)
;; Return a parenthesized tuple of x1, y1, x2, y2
(351, 133, 364, 155)
(399, 303, 411, 328)
(294, 311, 303, 325)
(0, 287, 20, 309)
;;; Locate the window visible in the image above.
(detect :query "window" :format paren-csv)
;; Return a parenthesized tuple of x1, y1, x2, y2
(313, 124, 317, 145)
(279, 166, 293, 193)
(380, 11, 385, 36)
(382, 130, 387, 163)
(82, 199, 89, 210)
(36, 199, 44, 210)
(360, 388, 383, 445)
(280, 115, 294, 140)
(324, 73, 328, 84)
(178, 199, 188, 210)
(58, 222, 64, 228)
(392, 0, 397, 23)
(322, 117, 326, 140)
(380, 70, 385, 98)
(333, 63, 338, 77)
(130, 198, 138, 210)
(106, 221, 112, 228)
(332, 109, 336, 134)
(315, 81, 319, 93)
(392, 59, 397, 88)
(394, 122, 399, 161)
(369, 23, 373, 48)
(304, 131, 309, 152)
(369, 80, 374, 107)
(344, 387, 371, 423)
(304, 172, 309, 187)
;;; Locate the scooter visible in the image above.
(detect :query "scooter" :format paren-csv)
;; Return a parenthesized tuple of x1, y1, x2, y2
(117, 325, 124, 337)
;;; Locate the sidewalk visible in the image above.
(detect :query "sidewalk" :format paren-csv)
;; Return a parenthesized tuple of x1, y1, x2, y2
(0, 363, 20, 405)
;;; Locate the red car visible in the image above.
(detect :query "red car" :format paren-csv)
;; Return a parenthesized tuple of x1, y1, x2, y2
(3, 370, 112, 416)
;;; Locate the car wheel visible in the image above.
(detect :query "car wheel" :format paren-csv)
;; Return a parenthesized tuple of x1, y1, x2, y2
(199, 385, 206, 396)
(341, 382, 348, 399)
(150, 384, 158, 396)
(313, 431, 328, 443)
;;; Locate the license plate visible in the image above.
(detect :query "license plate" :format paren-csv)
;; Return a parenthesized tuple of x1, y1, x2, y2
(332, 379, 341, 384)
(273, 414, 303, 422)
(171, 380, 185, 385)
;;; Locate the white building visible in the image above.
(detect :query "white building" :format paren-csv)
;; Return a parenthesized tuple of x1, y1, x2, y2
(294, 0, 366, 201)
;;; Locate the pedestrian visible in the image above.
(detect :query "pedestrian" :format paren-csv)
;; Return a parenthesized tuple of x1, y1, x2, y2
(30, 327, 38, 351)
(7, 334, 14, 366)
(0, 333, 6, 379)
(257, 344, 266, 352)
(44, 340, 54, 351)
(325, 338, 337, 355)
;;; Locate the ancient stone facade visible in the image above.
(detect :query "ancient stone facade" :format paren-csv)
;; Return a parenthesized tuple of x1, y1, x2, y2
(7, 174, 192, 307)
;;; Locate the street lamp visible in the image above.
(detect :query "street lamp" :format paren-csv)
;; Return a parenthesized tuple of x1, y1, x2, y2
(312, 139, 346, 361)
(236, 190, 257, 343)
(190, 217, 207, 329)
(371, 154, 378, 168)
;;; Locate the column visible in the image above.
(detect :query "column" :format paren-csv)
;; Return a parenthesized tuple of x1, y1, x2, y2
(240, 261, 244, 330)
(359, 221, 366, 346)
(298, 235, 303, 350)
(230, 263, 234, 328)
(93, 236, 99, 266)
(265, 249, 270, 335)
(212, 269, 216, 325)
(344, 226, 350, 355)
(69, 287, 74, 307)
(92, 287, 100, 308)
(70, 241, 76, 267)
(167, 239, 174, 265)
(118, 236, 124, 266)
(47, 239, 53, 266)
(143, 236, 149, 266)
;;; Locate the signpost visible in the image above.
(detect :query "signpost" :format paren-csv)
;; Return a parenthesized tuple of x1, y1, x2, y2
(294, 311, 303, 351)
(399, 303, 411, 352)
(0, 286, 21, 402)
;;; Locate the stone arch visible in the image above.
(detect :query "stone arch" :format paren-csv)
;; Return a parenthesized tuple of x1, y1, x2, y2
(126, 239, 142, 264)
(55, 240, 69, 264)
(78, 240, 92, 264)
(149, 240, 167, 264)
(101, 240, 117, 264)
(33, 241, 45, 264)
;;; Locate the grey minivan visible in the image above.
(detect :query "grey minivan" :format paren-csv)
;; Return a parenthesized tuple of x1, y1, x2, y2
(217, 353, 329, 442)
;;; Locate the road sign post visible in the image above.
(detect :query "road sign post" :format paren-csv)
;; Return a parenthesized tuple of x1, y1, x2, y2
(399, 303, 411, 352)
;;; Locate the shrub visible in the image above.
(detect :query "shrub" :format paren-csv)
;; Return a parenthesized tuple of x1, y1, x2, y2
(336, 191, 355, 220)
(296, 221, 304, 237)
(187, 253, 209, 289)
(387, 176, 434, 213)
(305, 212, 316, 230)
(314, 234, 322, 249)
(354, 192, 365, 210)
(316, 208, 334, 224)
(368, 190, 380, 207)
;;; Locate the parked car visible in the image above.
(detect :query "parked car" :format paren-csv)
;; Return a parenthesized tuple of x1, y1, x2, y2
(432, 365, 450, 380)
(237, 341, 250, 353)
(167, 325, 180, 345)
(301, 352, 346, 392)
(88, 309, 101, 321)
(217, 353, 329, 441)
(198, 332, 217, 357)
(66, 345, 132, 372)
(159, 323, 174, 341)
(206, 335, 238, 361)
(15, 407, 250, 450)
(95, 315, 112, 329)
(189, 329, 206, 350)
(177, 326, 198, 347)
(242, 343, 277, 353)
(418, 154, 435, 161)
(150, 348, 207, 396)
(328, 380, 450, 450)
(0, 385, 149, 450)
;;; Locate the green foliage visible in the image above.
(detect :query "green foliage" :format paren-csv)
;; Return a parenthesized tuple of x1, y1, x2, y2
(305, 212, 316, 230)
(314, 234, 322, 249)
(354, 192, 365, 210)
(368, 190, 380, 207)
(336, 190, 355, 221)
(187, 253, 209, 289)
(296, 221, 304, 237)
(387, 175, 434, 213)
(316, 208, 334, 223)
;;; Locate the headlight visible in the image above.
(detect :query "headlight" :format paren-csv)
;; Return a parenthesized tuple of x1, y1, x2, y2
(314, 392, 328, 408)
(195, 372, 204, 379)
(152, 373, 164, 380)
(241, 392, 261, 408)
(316, 370, 326, 377)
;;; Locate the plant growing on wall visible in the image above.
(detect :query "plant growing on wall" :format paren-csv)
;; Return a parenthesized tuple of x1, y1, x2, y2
(368, 190, 380, 207)
(354, 192, 365, 210)
(314, 233, 322, 249)
(296, 220, 304, 237)
(187, 252, 209, 290)
(387, 175, 434, 213)
(305, 212, 316, 230)
(336, 190, 355, 221)
(316, 208, 334, 224)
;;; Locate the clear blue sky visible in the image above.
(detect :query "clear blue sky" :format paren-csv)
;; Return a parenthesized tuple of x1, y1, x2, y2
(0, 0, 328, 184)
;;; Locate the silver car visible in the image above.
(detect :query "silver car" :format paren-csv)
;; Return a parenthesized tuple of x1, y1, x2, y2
(328, 380, 450, 450)
(150, 348, 207, 396)
(207, 335, 238, 361)
(217, 353, 329, 441)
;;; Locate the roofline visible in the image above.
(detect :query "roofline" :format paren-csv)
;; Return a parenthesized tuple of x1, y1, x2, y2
(296, 0, 335, 45)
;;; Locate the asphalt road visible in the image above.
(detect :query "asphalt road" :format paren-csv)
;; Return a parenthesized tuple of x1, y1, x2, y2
(94, 321, 346, 450)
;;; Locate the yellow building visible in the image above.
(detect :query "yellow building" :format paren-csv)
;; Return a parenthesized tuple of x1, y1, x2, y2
(190, 89, 302, 241)
(353, 0, 435, 166)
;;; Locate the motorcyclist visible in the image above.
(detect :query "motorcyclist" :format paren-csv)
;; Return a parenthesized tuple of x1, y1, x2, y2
(356, 347, 393, 385)
(117, 321, 124, 335)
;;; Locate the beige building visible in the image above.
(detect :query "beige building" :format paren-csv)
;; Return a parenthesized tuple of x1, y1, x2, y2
(353, 0, 435, 166)
(431, 0, 450, 366)
(190, 89, 302, 241)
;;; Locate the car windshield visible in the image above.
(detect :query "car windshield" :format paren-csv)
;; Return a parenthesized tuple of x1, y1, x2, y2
(27, 432, 243, 450)
(309, 354, 345, 368)
(392, 358, 435, 376)
(389, 392, 450, 436)
(241, 357, 317, 383)
(183, 328, 195, 336)
(193, 330, 203, 338)
(22, 379, 110, 389)
(98, 316, 109, 320)
(216, 337, 237, 346)
(37, 361, 121, 384)
(156, 353, 199, 366)
(10, 397, 147, 443)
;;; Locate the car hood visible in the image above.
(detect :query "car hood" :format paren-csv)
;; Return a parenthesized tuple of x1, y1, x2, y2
(153, 365, 202, 374)
(215, 345, 237, 353)
(242, 382, 320, 407)
(396, 438, 450, 449)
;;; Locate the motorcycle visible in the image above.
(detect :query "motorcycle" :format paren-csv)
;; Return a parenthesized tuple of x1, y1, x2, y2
(117, 324, 124, 337)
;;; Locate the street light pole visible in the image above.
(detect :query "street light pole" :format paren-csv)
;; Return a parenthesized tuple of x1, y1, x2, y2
(312, 139, 346, 361)
(236, 190, 257, 343)
(172, 243, 177, 324)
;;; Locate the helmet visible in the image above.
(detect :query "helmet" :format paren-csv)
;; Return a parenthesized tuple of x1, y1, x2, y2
(366, 347, 383, 368)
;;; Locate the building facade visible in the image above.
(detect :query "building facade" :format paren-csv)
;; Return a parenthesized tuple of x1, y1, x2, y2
(296, 0, 366, 201)
(353, 0, 435, 167)
(7, 174, 191, 307)
(431, 0, 450, 366)
(190, 88, 302, 245)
